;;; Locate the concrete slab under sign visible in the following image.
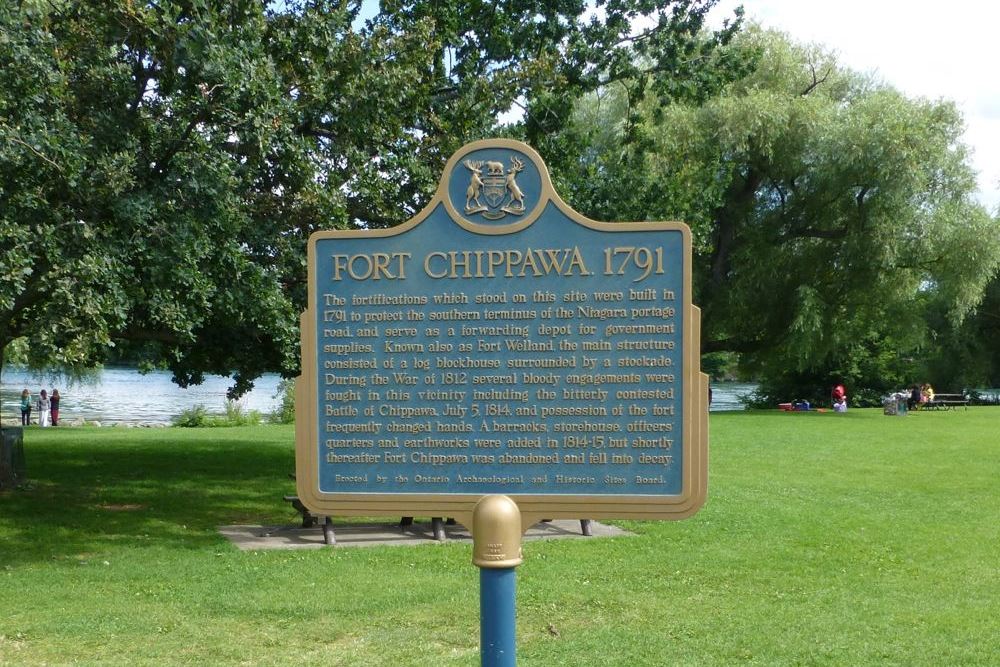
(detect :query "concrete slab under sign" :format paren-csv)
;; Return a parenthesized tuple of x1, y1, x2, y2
(219, 519, 632, 551)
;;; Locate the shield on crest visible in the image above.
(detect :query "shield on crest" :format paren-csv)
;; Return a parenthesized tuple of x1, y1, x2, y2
(482, 159, 508, 209)
(483, 174, 507, 208)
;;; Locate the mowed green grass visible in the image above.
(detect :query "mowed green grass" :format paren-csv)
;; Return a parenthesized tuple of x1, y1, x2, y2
(1, 409, 997, 666)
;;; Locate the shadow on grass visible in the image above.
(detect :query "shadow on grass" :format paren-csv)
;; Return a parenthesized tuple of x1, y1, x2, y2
(0, 426, 295, 567)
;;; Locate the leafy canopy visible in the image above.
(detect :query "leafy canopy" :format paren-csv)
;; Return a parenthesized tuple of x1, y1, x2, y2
(1, 0, 740, 396)
(554, 27, 1000, 401)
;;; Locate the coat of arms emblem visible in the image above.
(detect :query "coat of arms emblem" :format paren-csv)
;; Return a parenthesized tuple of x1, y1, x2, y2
(463, 156, 526, 220)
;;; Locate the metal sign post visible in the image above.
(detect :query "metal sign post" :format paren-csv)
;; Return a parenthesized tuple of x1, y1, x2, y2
(472, 495, 523, 667)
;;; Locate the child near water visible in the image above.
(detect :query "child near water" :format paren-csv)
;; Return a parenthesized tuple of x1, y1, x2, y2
(50, 389, 61, 426)
(37, 389, 51, 427)
(20, 389, 31, 425)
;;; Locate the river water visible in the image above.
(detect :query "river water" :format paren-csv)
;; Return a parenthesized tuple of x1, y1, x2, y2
(709, 382, 757, 411)
(1, 367, 282, 426)
(1, 367, 754, 425)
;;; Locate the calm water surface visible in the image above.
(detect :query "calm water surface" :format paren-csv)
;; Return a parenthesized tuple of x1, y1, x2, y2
(2, 367, 753, 425)
(1, 367, 282, 425)
(710, 382, 756, 411)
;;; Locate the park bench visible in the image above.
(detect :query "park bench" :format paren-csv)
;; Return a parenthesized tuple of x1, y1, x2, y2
(923, 393, 969, 410)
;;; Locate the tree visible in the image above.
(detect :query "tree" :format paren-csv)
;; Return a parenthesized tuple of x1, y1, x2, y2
(552, 27, 1000, 403)
(921, 271, 1000, 393)
(1, 0, 743, 406)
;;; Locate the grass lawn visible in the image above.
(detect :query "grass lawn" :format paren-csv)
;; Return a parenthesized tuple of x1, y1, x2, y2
(1, 409, 997, 666)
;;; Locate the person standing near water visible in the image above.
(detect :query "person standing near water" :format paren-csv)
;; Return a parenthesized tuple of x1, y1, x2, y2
(20, 389, 32, 425)
(37, 389, 51, 427)
(50, 389, 61, 426)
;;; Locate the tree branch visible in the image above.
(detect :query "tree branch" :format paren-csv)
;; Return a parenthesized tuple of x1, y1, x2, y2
(1, 124, 65, 173)
(856, 186, 869, 230)
(801, 62, 831, 96)
(345, 199, 398, 229)
(153, 110, 206, 175)
(778, 226, 848, 242)
(129, 59, 151, 116)
(702, 334, 767, 356)
(709, 167, 762, 288)
(115, 326, 182, 345)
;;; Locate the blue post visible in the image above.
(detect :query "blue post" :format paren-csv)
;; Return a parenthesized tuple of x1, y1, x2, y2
(472, 495, 523, 667)
(480, 567, 517, 667)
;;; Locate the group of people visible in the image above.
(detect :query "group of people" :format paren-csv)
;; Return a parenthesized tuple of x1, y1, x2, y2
(906, 383, 934, 410)
(19, 388, 61, 427)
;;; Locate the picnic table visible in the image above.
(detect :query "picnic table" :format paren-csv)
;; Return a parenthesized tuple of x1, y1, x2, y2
(923, 393, 969, 410)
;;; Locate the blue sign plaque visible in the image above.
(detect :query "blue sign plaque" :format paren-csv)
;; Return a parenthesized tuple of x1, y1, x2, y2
(296, 139, 707, 524)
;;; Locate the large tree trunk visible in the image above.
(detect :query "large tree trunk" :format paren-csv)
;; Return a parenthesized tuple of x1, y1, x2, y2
(0, 428, 25, 490)
(0, 341, 27, 489)
(0, 344, 4, 429)
(701, 167, 763, 355)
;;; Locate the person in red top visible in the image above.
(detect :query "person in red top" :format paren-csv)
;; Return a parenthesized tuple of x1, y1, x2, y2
(831, 383, 846, 404)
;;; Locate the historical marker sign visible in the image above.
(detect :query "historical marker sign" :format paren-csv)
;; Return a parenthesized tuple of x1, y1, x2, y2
(296, 139, 708, 525)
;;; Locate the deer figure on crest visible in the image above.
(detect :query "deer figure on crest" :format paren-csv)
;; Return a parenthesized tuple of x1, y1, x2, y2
(504, 156, 525, 212)
(463, 160, 485, 212)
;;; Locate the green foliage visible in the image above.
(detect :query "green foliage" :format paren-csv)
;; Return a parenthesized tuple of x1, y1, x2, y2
(171, 404, 210, 428)
(0, 0, 744, 396)
(700, 351, 740, 381)
(919, 273, 1000, 390)
(7, 2, 991, 402)
(171, 401, 261, 427)
(747, 328, 925, 408)
(269, 378, 296, 425)
(556, 27, 1000, 400)
(222, 400, 262, 427)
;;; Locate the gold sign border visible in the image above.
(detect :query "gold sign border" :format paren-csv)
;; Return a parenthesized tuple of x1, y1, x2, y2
(297, 138, 709, 531)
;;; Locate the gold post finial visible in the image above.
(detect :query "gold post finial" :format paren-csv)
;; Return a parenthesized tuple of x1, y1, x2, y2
(472, 495, 524, 569)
